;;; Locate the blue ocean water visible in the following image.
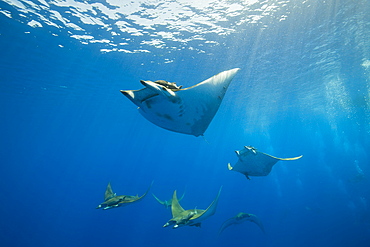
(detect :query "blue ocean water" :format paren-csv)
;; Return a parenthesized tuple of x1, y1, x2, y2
(1, 0, 369, 246)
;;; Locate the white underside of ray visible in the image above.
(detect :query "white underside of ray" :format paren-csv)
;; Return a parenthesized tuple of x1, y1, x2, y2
(122, 68, 240, 136)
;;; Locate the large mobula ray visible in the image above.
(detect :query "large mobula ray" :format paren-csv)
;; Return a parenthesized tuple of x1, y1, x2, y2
(120, 68, 240, 136)
(163, 187, 222, 229)
(228, 146, 303, 179)
(219, 212, 265, 235)
(96, 182, 152, 210)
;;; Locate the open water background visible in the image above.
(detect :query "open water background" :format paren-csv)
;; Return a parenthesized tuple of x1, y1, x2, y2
(1, 0, 369, 246)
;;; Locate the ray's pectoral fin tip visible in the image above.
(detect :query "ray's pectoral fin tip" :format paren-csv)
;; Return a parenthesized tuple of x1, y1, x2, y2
(227, 163, 233, 170)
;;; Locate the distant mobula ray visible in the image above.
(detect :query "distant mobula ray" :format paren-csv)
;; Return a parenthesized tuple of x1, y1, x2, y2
(120, 68, 240, 137)
(219, 212, 265, 235)
(152, 190, 186, 208)
(96, 182, 152, 210)
(163, 187, 222, 229)
(228, 146, 303, 179)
